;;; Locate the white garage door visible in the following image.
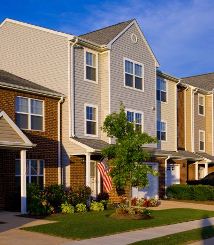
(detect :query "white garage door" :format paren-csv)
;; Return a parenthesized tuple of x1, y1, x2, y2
(132, 163, 159, 199)
(166, 164, 180, 187)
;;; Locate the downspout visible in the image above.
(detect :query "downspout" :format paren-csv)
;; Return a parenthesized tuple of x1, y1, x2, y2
(164, 155, 171, 199)
(70, 37, 78, 138)
(58, 96, 64, 185)
(176, 79, 181, 151)
(184, 86, 189, 150)
(192, 88, 198, 152)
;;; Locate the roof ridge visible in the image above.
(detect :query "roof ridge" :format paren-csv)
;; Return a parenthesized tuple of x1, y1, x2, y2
(79, 19, 135, 37)
(182, 71, 214, 79)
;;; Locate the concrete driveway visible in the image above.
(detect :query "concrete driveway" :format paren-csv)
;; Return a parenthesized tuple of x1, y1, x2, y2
(0, 211, 70, 245)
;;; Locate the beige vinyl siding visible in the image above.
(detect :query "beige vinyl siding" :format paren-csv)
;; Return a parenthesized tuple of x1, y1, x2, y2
(0, 117, 24, 143)
(194, 93, 205, 152)
(205, 95, 212, 155)
(157, 78, 177, 151)
(185, 88, 192, 151)
(110, 24, 156, 144)
(99, 51, 110, 142)
(73, 47, 101, 139)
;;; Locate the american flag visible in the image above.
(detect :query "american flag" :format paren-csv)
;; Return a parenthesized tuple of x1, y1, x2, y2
(97, 158, 112, 193)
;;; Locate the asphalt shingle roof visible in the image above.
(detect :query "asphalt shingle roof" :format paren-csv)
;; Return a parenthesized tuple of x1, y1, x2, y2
(0, 70, 63, 97)
(182, 72, 214, 92)
(73, 137, 109, 150)
(79, 19, 134, 46)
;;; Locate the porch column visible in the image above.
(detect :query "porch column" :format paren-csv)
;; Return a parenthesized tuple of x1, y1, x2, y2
(85, 153, 91, 187)
(20, 149, 27, 214)
(97, 167, 101, 194)
(195, 162, 198, 180)
(205, 162, 208, 176)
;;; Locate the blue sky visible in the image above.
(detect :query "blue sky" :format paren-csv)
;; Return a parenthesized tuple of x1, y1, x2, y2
(0, 0, 214, 77)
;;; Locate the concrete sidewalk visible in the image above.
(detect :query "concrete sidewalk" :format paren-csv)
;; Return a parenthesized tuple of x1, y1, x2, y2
(63, 217, 214, 245)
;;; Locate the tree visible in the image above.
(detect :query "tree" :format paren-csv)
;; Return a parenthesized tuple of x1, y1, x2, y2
(102, 104, 158, 192)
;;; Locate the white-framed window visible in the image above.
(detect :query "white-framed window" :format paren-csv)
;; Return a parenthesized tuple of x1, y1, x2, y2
(199, 130, 205, 152)
(157, 77, 167, 102)
(126, 110, 143, 132)
(124, 58, 144, 91)
(15, 96, 44, 131)
(157, 121, 166, 141)
(15, 159, 44, 189)
(85, 104, 98, 136)
(85, 49, 98, 83)
(198, 94, 205, 116)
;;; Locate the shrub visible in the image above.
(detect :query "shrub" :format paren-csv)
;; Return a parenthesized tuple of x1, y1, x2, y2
(61, 202, 74, 214)
(131, 197, 160, 207)
(97, 192, 109, 202)
(167, 184, 214, 201)
(76, 203, 87, 213)
(90, 201, 104, 212)
(66, 186, 92, 206)
(115, 204, 151, 217)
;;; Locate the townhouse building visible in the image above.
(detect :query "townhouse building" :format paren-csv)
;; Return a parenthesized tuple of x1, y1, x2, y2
(0, 70, 63, 212)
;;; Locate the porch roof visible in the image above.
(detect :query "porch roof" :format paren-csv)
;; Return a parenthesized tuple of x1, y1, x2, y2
(0, 111, 34, 149)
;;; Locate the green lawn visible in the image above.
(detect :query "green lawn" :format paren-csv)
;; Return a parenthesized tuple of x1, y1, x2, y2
(130, 225, 214, 245)
(23, 209, 214, 240)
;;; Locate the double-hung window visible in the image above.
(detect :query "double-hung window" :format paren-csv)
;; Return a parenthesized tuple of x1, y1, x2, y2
(125, 59, 143, 90)
(157, 78, 167, 102)
(157, 121, 166, 141)
(199, 130, 205, 151)
(85, 51, 97, 82)
(15, 159, 44, 190)
(198, 94, 205, 116)
(15, 97, 43, 130)
(85, 105, 97, 136)
(127, 110, 143, 132)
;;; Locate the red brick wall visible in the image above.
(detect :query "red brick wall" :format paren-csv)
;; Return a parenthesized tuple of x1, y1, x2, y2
(70, 155, 86, 189)
(0, 87, 59, 209)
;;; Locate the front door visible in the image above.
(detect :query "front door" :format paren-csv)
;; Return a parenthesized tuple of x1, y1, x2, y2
(166, 164, 180, 187)
(90, 161, 97, 197)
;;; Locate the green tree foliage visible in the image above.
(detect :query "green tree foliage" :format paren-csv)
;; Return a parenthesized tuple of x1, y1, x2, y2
(102, 104, 158, 190)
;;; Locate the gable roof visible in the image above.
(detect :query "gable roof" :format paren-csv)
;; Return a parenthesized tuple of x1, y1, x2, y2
(0, 111, 34, 148)
(181, 72, 214, 92)
(79, 19, 134, 46)
(0, 70, 64, 98)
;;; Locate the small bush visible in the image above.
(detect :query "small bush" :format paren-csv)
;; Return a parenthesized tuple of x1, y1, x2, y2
(61, 202, 74, 214)
(167, 184, 214, 201)
(90, 201, 104, 212)
(97, 192, 109, 202)
(76, 203, 87, 213)
(131, 197, 160, 207)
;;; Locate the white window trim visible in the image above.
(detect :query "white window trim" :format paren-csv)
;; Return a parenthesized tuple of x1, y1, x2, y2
(123, 57, 144, 92)
(16, 96, 45, 132)
(84, 48, 98, 84)
(199, 129, 205, 152)
(15, 159, 45, 184)
(157, 120, 167, 142)
(157, 77, 168, 103)
(126, 108, 144, 132)
(198, 94, 205, 116)
(84, 103, 98, 137)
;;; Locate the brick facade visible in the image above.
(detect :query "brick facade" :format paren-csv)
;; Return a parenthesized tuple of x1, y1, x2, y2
(0, 87, 60, 210)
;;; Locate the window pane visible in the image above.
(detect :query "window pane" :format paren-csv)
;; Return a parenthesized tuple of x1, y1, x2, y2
(39, 160, 44, 175)
(125, 60, 133, 74)
(125, 74, 133, 87)
(86, 52, 92, 66)
(16, 97, 28, 113)
(200, 141, 204, 151)
(199, 105, 204, 115)
(127, 111, 134, 122)
(161, 91, 167, 102)
(86, 121, 96, 135)
(86, 106, 96, 121)
(135, 77, 142, 90)
(31, 160, 38, 175)
(135, 64, 142, 77)
(86, 66, 96, 81)
(15, 160, 20, 175)
(135, 113, 142, 124)
(157, 79, 161, 90)
(199, 96, 204, 105)
(161, 132, 166, 141)
(31, 115, 43, 130)
(16, 113, 28, 129)
(156, 90, 160, 101)
(31, 100, 43, 115)
(161, 80, 166, 91)
(136, 124, 142, 132)
(161, 122, 166, 131)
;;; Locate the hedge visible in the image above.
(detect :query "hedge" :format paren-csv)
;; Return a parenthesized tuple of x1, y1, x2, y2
(166, 184, 214, 201)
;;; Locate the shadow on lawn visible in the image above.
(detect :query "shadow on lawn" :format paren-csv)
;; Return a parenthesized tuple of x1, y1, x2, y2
(201, 215, 214, 245)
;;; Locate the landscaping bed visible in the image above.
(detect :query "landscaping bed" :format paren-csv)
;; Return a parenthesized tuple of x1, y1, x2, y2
(22, 208, 214, 239)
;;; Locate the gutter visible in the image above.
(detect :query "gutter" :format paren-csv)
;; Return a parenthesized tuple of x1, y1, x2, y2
(58, 96, 64, 185)
(192, 87, 198, 152)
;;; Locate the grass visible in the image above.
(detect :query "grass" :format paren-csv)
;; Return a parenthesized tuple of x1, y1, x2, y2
(23, 208, 214, 240)
(130, 225, 214, 245)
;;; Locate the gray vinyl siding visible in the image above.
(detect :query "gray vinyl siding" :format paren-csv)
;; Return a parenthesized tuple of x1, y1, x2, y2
(73, 47, 101, 139)
(110, 24, 157, 142)
(194, 93, 206, 152)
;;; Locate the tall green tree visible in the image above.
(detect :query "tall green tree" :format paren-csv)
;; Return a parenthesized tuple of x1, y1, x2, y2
(102, 104, 157, 191)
